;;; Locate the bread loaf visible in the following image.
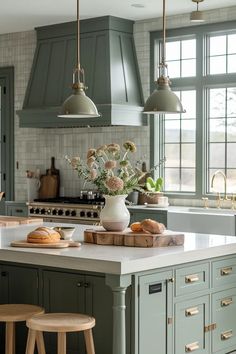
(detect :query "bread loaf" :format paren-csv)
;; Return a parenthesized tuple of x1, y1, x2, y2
(140, 219, 166, 234)
(27, 227, 61, 244)
(130, 222, 143, 232)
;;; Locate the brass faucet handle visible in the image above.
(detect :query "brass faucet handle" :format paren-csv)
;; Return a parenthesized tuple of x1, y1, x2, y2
(231, 194, 236, 210)
(202, 197, 209, 209)
(217, 192, 223, 209)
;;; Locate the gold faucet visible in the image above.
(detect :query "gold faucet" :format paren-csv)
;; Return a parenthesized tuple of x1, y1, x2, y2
(210, 170, 229, 207)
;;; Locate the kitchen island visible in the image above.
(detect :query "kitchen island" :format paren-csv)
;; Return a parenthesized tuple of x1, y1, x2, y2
(1, 223, 236, 354)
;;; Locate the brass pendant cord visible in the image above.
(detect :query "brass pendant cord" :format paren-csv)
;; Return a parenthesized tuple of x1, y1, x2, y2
(161, 0, 166, 66)
(77, 0, 81, 74)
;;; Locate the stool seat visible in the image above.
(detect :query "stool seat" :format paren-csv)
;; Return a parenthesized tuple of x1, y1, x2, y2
(27, 312, 95, 332)
(0, 304, 44, 354)
(0, 304, 44, 322)
(26, 313, 96, 354)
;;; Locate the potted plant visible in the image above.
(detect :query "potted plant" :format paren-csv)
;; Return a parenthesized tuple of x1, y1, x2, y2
(138, 176, 164, 205)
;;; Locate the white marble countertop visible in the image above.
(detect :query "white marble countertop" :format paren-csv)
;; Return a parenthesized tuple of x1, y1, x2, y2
(0, 222, 236, 275)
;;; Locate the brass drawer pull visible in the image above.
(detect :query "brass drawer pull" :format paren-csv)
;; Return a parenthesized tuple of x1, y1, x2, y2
(221, 330, 233, 340)
(185, 274, 199, 283)
(221, 298, 233, 307)
(185, 307, 199, 317)
(221, 267, 233, 276)
(185, 342, 199, 352)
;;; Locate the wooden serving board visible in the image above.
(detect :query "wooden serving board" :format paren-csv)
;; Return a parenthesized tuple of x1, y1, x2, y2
(10, 240, 81, 249)
(0, 216, 43, 226)
(84, 228, 184, 248)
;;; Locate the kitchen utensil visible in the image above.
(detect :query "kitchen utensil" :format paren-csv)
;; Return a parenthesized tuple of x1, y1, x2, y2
(53, 227, 75, 240)
(38, 174, 58, 199)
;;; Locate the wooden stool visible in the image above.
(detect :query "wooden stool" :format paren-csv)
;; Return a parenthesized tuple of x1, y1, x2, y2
(0, 303, 44, 354)
(26, 312, 96, 354)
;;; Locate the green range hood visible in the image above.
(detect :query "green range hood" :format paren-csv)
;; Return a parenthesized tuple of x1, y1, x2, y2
(18, 16, 146, 128)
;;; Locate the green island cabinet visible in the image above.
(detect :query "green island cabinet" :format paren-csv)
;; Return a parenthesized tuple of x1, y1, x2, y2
(1, 256, 236, 354)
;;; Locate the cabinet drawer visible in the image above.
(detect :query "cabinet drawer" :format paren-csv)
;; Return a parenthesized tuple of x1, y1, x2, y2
(212, 288, 236, 353)
(212, 258, 236, 288)
(175, 295, 210, 354)
(175, 263, 209, 297)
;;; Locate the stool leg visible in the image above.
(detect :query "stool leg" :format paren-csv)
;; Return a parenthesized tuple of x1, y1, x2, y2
(5, 322, 15, 354)
(36, 331, 46, 354)
(84, 329, 95, 354)
(25, 328, 37, 354)
(57, 332, 66, 354)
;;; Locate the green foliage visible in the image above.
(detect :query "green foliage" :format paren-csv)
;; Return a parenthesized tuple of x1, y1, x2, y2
(146, 176, 163, 192)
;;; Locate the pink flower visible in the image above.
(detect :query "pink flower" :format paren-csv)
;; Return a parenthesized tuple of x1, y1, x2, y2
(87, 157, 95, 168)
(87, 149, 96, 159)
(105, 160, 117, 170)
(90, 169, 97, 180)
(107, 143, 120, 153)
(70, 157, 80, 169)
(105, 176, 124, 191)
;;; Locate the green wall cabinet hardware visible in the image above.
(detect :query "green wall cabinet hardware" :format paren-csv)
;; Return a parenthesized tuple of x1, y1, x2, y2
(5, 202, 28, 217)
(129, 209, 167, 226)
(18, 16, 146, 128)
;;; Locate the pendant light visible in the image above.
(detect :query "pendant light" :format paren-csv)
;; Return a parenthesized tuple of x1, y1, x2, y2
(58, 0, 100, 118)
(190, 0, 205, 23)
(143, 0, 185, 115)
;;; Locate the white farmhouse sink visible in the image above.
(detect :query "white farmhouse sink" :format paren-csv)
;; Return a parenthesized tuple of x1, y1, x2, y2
(168, 210, 236, 236)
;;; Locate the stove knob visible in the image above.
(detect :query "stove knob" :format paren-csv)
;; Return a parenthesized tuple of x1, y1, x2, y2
(86, 212, 92, 218)
(71, 210, 76, 217)
(30, 208, 34, 214)
(35, 208, 40, 214)
(93, 212, 98, 218)
(65, 210, 70, 216)
(58, 209, 63, 216)
(52, 209, 57, 215)
(80, 211, 85, 217)
(47, 209, 51, 215)
(41, 208, 46, 215)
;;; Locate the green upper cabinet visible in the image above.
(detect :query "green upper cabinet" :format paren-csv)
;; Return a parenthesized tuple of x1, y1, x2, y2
(18, 16, 146, 128)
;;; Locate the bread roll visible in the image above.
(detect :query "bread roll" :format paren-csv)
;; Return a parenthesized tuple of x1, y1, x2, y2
(27, 227, 61, 244)
(130, 222, 143, 232)
(140, 219, 166, 234)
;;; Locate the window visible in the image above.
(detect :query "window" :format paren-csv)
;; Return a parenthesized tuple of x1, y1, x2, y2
(150, 22, 236, 197)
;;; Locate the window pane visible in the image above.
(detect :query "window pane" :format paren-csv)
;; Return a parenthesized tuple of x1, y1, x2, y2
(228, 54, 236, 73)
(182, 144, 196, 167)
(166, 60, 180, 78)
(166, 41, 180, 61)
(181, 91, 196, 119)
(209, 143, 225, 168)
(165, 113, 180, 120)
(209, 119, 225, 142)
(228, 34, 236, 54)
(227, 88, 236, 117)
(210, 35, 226, 56)
(165, 144, 180, 167)
(181, 120, 196, 142)
(227, 143, 236, 168)
(209, 89, 226, 118)
(182, 39, 196, 59)
(227, 118, 236, 141)
(210, 56, 226, 75)
(165, 120, 180, 143)
(164, 168, 180, 191)
(181, 169, 195, 192)
(181, 59, 196, 77)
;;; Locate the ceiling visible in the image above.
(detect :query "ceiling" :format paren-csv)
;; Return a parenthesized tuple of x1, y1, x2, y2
(1, 0, 236, 34)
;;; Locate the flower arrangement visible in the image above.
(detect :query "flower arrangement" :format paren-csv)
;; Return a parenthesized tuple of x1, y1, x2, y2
(66, 141, 149, 196)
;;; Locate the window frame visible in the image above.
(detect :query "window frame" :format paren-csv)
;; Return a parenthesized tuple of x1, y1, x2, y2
(150, 20, 236, 199)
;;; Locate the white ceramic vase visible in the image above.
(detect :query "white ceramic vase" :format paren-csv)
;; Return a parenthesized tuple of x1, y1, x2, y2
(100, 195, 130, 231)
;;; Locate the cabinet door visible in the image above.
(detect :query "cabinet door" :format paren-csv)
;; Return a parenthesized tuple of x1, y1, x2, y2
(43, 270, 85, 354)
(175, 295, 210, 354)
(212, 288, 236, 353)
(5, 204, 28, 216)
(138, 270, 173, 354)
(0, 265, 39, 354)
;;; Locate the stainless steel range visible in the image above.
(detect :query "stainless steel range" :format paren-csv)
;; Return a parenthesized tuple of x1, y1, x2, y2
(28, 192, 104, 225)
